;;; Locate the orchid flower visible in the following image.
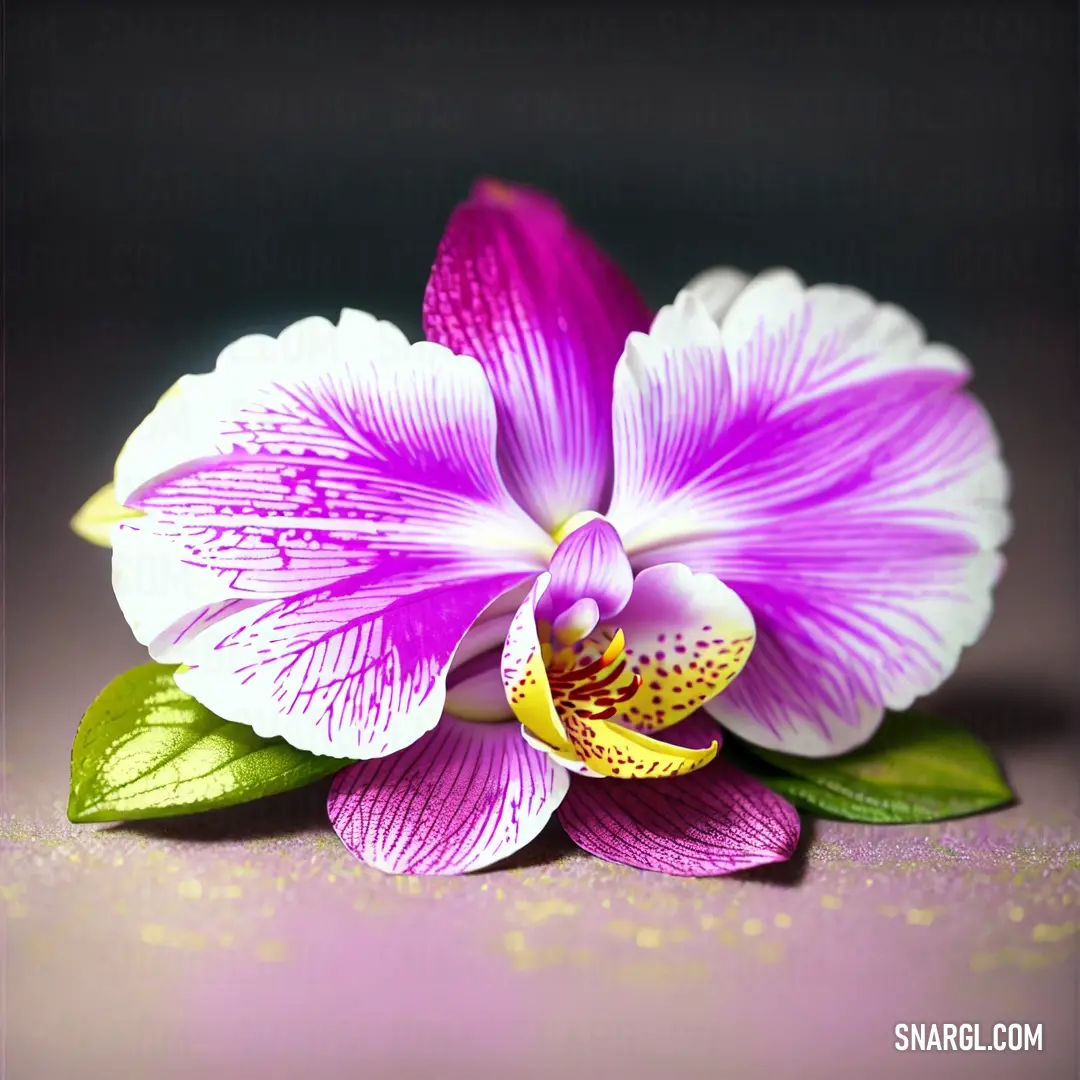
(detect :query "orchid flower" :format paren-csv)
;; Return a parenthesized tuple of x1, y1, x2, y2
(93, 178, 1008, 876)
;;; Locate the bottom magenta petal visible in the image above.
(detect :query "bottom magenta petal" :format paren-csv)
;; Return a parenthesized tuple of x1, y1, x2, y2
(557, 715, 800, 876)
(328, 716, 569, 875)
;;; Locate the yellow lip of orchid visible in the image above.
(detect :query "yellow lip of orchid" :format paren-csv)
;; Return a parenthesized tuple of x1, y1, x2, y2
(551, 509, 605, 546)
(545, 628, 720, 779)
(502, 577, 721, 779)
(502, 575, 569, 750)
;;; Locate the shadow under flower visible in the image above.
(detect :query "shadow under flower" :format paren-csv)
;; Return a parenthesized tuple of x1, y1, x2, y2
(108, 778, 336, 844)
(735, 815, 816, 887)
(482, 817, 580, 873)
(925, 681, 1076, 749)
(480, 814, 817, 883)
(925, 682, 1077, 810)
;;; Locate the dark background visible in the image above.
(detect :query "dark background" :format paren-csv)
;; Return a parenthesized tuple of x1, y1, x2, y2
(8, 0, 1078, 745)
(5, 5, 1077, 1078)
(8, 0, 1077, 705)
(9, 3, 1076, 339)
(7, 5, 1078, 739)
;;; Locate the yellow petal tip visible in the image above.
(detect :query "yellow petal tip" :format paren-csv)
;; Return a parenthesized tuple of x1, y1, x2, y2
(70, 483, 143, 548)
(551, 510, 605, 545)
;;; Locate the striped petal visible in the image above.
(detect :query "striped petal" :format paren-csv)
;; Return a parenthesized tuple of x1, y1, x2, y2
(423, 178, 652, 532)
(677, 265, 750, 323)
(545, 516, 633, 627)
(170, 575, 529, 758)
(608, 273, 1009, 756)
(558, 714, 801, 877)
(111, 310, 553, 758)
(328, 716, 569, 875)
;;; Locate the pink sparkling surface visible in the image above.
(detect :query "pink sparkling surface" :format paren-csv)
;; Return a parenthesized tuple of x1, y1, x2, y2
(4, 727, 1078, 1080)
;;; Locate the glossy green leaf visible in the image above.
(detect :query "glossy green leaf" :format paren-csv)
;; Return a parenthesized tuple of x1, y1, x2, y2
(70, 482, 143, 547)
(740, 711, 1014, 823)
(69, 663, 347, 822)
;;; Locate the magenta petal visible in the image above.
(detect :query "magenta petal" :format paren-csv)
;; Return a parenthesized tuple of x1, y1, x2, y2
(423, 179, 652, 531)
(110, 314, 555, 758)
(610, 277, 1010, 756)
(557, 715, 800, 877)
(328, 716, 569, 875)
(172, 574, 531, 759)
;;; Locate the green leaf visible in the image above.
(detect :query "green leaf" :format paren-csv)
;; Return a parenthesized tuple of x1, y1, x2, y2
(738, 711, 1014, 823)
(69, 663, 347, 822)
(70, 483, 143, 548)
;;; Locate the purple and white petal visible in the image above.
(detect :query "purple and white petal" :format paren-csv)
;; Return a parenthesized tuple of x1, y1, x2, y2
(558, 714, 800, 877)
(328, 716, 569, 875)
(717, 270, 970, 414)
(423, 178, 652, 532)
(173, 573, 528, 758)
(115, 314, 553, 589)
(608, 274, 1009, 756)
(545, 516, 633, 624)
(112, 310, 553, 757)
(673, 523, 1003, 757)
